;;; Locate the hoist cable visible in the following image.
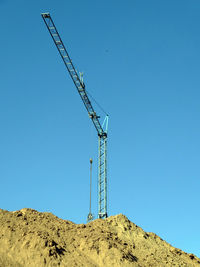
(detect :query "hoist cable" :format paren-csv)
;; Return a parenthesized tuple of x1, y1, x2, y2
(85, 89, 108, 116)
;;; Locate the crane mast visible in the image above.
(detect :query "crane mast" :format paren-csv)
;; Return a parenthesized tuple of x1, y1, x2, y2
(41, 13, 108, 220)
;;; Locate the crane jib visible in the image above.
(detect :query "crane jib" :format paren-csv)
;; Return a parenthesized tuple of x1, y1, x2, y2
(41, 13, 105, 137)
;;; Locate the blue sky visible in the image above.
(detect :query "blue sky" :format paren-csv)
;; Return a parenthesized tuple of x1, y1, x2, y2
(0, 0, 200, 257)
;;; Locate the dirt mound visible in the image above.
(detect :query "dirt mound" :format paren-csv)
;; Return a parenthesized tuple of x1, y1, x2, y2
(0, 208, 199, 266)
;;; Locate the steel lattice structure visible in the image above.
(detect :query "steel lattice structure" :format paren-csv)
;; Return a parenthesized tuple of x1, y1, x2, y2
(41, 13, 108, 220)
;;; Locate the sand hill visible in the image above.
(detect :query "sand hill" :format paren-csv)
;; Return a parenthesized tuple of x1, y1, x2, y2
(0, 208, 199, 267)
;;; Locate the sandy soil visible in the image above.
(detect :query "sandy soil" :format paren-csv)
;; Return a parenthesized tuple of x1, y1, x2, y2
(0, 208, 199, 266)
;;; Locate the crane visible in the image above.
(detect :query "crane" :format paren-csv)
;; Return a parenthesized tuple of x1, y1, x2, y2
(41, 13, 108, 220)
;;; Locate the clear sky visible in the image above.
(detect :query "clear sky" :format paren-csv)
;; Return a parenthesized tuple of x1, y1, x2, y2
(0, 0, 199, 258)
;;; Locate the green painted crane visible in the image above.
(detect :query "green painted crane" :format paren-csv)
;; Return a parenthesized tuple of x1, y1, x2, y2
(41, 13, 108, 221)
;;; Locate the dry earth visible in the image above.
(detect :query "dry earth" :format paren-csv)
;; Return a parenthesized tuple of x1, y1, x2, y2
(0, 208, 199, 267)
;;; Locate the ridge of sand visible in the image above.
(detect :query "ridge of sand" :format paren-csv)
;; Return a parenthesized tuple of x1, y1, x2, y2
(0, 208, 199, 266)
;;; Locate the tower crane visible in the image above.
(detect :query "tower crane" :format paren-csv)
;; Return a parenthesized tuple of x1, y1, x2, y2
(41, 13, 108, 220)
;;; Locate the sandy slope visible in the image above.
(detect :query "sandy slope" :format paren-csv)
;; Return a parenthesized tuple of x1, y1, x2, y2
(0, 208, 199, 267)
